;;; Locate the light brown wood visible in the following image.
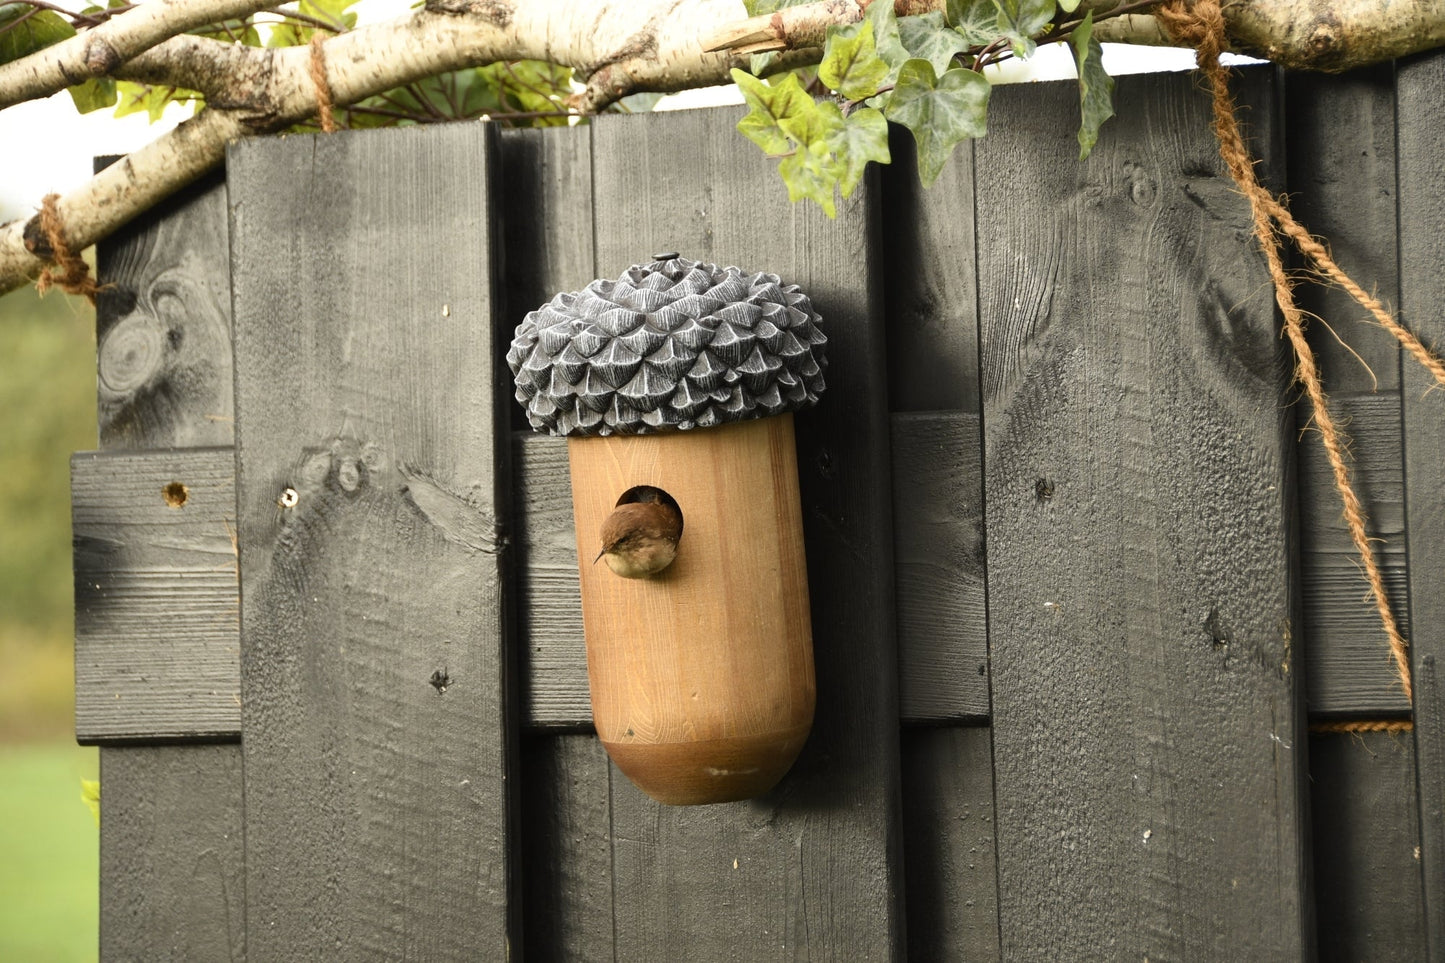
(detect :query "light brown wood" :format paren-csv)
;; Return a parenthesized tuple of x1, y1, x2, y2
(567, 414, 815, 804)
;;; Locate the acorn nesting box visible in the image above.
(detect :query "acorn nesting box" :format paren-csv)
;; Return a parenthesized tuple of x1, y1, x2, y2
(507, 254, 826, 805)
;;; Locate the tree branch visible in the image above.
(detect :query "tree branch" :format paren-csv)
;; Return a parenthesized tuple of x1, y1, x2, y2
(0, 0, 277, 109)
(3, 0, 1445, 297)
(0, 0, 764, 295)
(703, 0, 1445, 71)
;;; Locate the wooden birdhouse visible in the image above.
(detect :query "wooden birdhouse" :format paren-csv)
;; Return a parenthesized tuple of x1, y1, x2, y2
(507, 253, 827, 804)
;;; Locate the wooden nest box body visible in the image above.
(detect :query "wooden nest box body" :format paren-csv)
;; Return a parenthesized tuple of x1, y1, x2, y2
(508, 254, 828, 804)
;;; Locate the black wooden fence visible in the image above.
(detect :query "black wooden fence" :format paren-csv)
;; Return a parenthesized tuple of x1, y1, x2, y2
(69, 53, 1445, 960)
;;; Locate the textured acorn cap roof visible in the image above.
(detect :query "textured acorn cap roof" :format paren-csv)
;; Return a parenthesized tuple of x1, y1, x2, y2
(507, 254, 827, 437)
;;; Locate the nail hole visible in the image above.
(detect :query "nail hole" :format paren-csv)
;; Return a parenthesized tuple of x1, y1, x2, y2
(430, 668, 450, 694)
(277, 487, 299, 509)
(162, 481, 189, 509)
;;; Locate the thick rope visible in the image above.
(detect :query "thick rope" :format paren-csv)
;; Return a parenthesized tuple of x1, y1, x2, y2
(1266, 201, 1445, 390)
(1159, 0, 1414, 702)
(1309, 719, 1414, 734)
(34, 193, 99, 304)
(308, 33, 338, 134)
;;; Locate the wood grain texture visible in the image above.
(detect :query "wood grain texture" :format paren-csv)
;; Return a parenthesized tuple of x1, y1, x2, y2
(1297, 393, 1411, 716)
(68, 412, 985, 739)
(978, 69, 1310, 958)
(1310, 730, 1427, 961)
(99, 745, 245, 962)
(72, 447, 239, 741)
(891, 411, 988, 723)
(1284, 67, 1403, 394)
(498, 125, 597, 432)
(1397, 48, 1445, 961)
(499, 126, 597, 731)
(882, 125, 980, 413)
(88, 168, 246, 960)
(94, 167, 234, 449)
(591, 105, 903, 959)
(512, 432, 590, 727)
(569, 416, 814, 805)
(520, 733, 615, 961)
(901, 727, 1000, 961)
(229, 124, 517, 959)
(1285, 71, 1413, 718)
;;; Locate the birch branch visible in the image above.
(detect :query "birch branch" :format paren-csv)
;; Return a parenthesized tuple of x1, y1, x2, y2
(0, 0, 756, 295)
(703, 0, 1445, 70)
(0, 0, 277, 109)
(3, 0, 1445, 297)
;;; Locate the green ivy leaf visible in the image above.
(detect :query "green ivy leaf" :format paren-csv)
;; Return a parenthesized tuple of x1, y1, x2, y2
(779, 140, 839, 218)
(947, 0, 1002, 45)
(898, 11, 971, 76)
(884, 59, 990, 186)
(0, 4, 75, 66)
(826, 103, 890, 198)
(992, 0, 1056, 58)
(864, 0, 911, 87)
(67, 77, 116, 113)
(732, 67, 813, 156)
(1069, 10, 1114, 159)
(1058, 0, 1080, 10)
(818, 19, 888, 101)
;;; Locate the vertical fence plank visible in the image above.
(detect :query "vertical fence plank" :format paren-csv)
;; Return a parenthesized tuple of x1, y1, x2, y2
(229, 125, 516, 958)
(901, 727, 1000, 961)
(1397, 48, 1445, 960)
(589, 106, 903, 959)
(99, 746, 245, 962)
(519, 734, 614, 961)
(978, 69, 1309, 958)
(1310, 731, 1426, 959)
(1286, 67, 1411, 718)
(499, 125, 596, 729)
(86, 169, 247, 961)
(1286, 67, 1427, 962)
(881, 129, 1000, 957)
(498, 124, 616, 957)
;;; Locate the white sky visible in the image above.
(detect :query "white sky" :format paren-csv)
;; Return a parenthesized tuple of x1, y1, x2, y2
(0, 0, 1208, 224)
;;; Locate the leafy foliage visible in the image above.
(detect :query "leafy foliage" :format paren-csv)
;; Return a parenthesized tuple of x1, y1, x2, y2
(885, 58, 990, 185)
(53, 0, 574, 130)
(1069, 11, 1115, 159)
(0, 2, 73, 66)
(735, 0, 1125, 213)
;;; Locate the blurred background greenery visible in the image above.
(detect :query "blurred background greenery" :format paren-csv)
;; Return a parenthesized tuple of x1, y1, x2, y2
(0, 269, 101, 961)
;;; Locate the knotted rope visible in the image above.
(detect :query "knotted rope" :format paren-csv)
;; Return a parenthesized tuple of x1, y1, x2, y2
(34, 193, 99, 304)
(1159, 0, 1441, 704)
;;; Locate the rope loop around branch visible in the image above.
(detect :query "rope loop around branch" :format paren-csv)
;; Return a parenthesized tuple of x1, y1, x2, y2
(34, 194, 99, 304)
(309, 33, 339, 134)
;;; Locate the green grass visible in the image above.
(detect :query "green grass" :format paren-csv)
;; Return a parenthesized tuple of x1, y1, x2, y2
(0, 743, 99, 963)
(0, 282, 102, 958)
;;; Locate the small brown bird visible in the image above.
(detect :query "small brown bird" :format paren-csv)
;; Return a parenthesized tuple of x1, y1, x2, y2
(595, 486, 683, 579)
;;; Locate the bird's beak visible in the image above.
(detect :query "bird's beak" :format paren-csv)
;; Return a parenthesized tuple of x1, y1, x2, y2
(593, 548, 605, 565)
